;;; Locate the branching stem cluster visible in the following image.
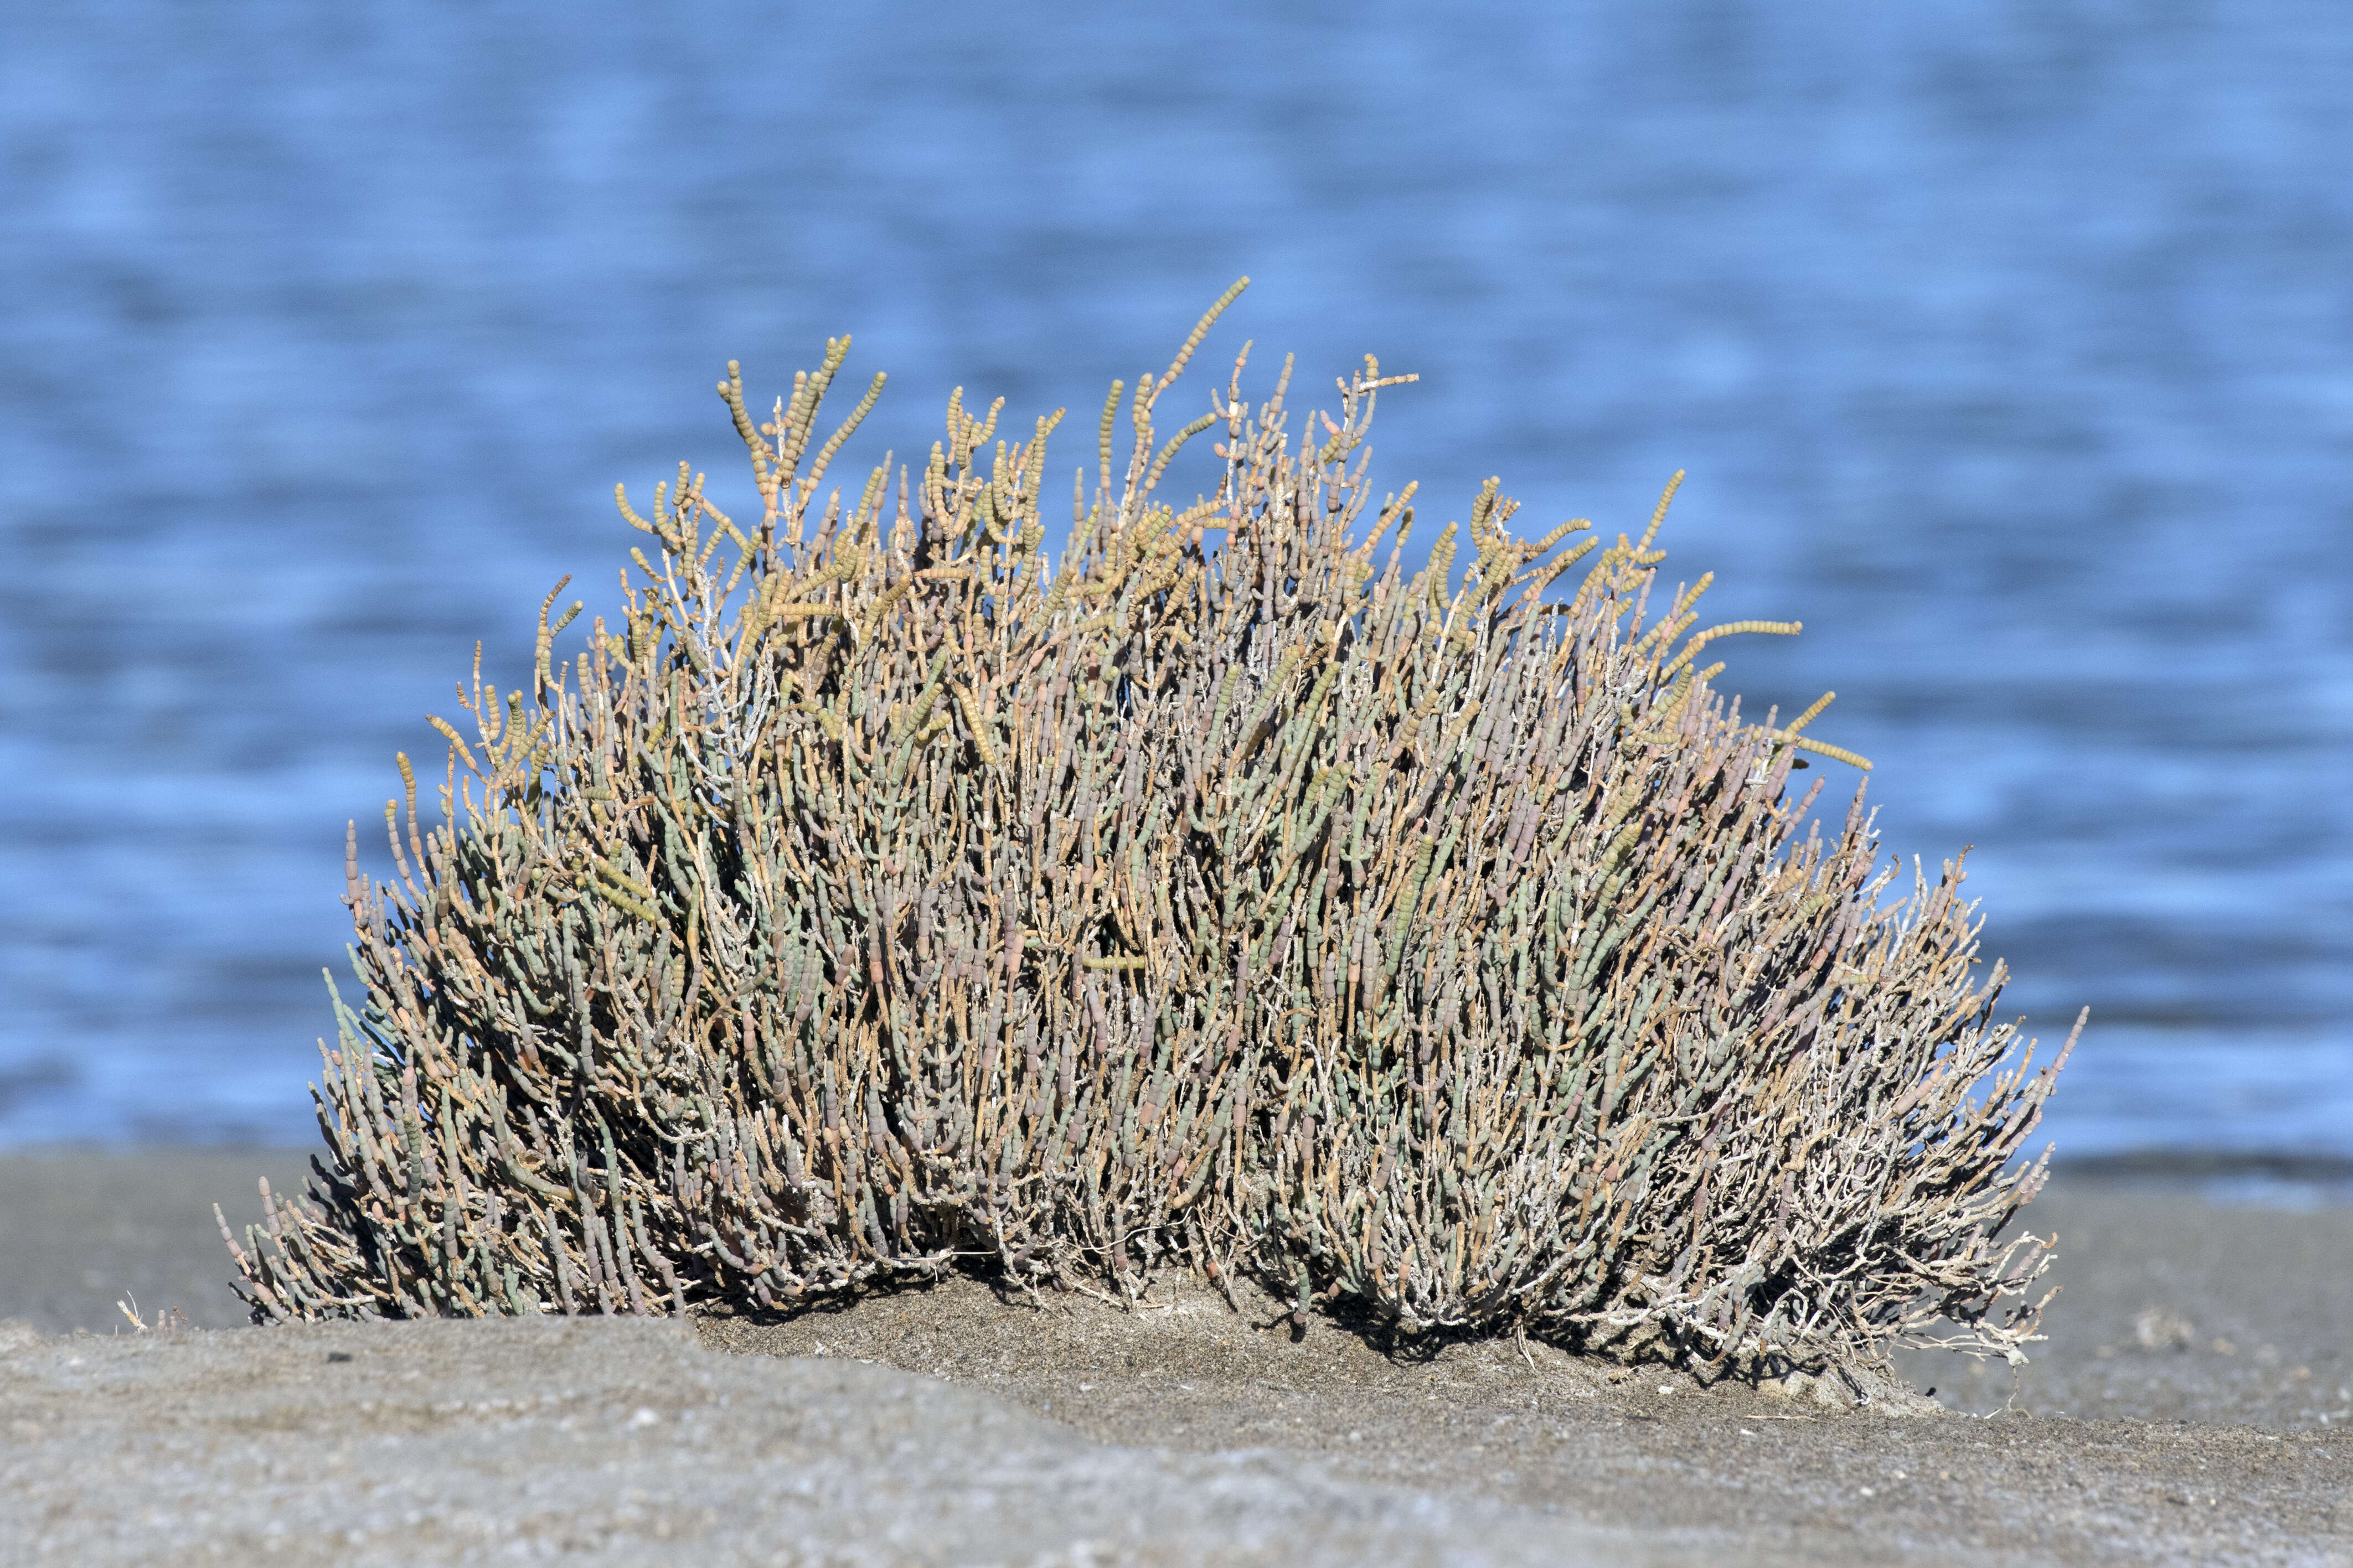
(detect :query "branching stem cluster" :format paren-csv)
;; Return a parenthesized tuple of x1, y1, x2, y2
(221, 283, 2073, 1374)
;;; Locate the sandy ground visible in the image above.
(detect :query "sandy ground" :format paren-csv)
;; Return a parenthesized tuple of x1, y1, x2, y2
(1, 1148, 2347, 1566)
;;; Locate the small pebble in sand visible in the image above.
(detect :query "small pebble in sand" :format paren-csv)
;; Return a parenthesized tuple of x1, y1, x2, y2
(2134, 1308, 2196, 1352)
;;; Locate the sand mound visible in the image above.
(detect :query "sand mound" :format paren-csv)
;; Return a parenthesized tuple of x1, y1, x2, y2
(4, 1156, 2347, 1565)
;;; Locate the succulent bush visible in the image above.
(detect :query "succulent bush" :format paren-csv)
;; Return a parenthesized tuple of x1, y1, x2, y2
(222, 283, 2075, 1372)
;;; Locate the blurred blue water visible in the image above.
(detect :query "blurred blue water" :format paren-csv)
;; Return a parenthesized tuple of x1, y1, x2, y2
(1, 2, 2346, 1160)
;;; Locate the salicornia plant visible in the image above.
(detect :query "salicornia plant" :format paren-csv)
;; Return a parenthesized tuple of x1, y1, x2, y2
(223, 281, 2075, 1375)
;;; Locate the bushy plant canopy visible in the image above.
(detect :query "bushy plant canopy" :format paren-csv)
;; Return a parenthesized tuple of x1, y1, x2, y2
(223, 283, 2074, 1372)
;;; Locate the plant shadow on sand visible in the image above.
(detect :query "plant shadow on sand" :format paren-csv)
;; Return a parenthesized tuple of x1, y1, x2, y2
(695, 1257, 1931, 1412)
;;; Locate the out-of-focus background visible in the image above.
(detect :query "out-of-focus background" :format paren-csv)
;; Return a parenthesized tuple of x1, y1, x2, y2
(2, 2, 2346, 1181)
